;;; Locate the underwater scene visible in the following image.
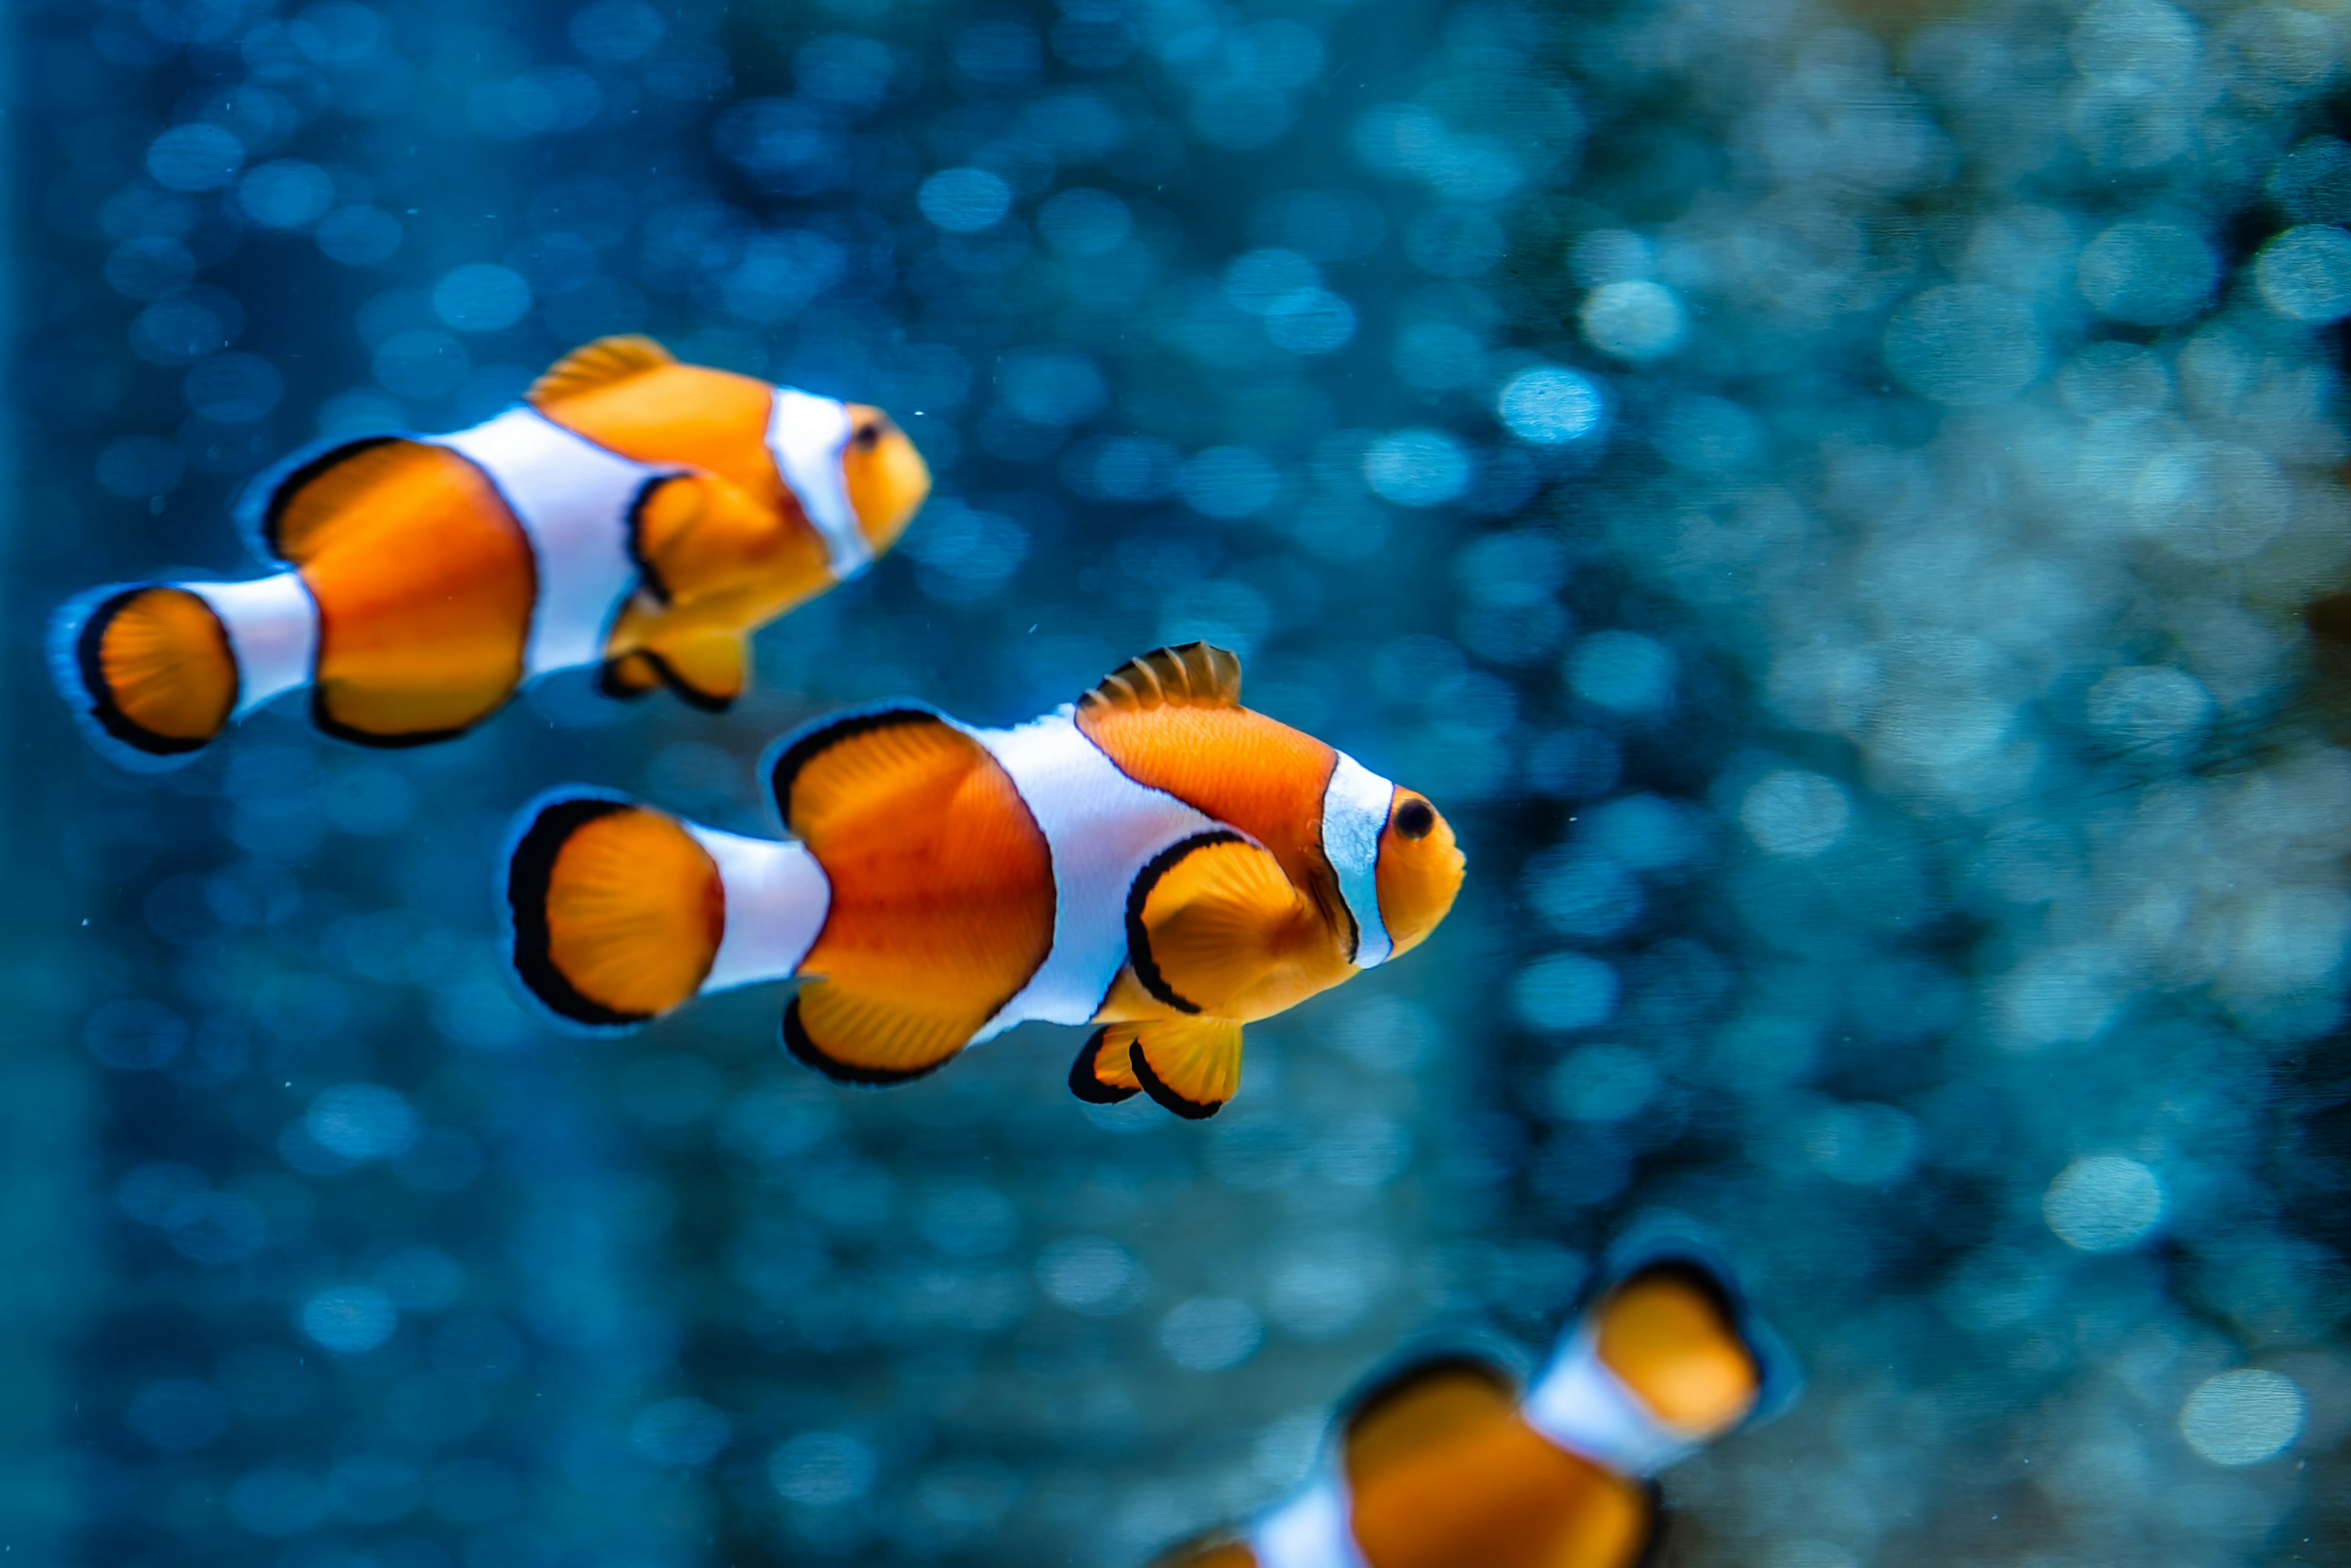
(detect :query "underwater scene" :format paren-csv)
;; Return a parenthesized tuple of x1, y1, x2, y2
(15, 0, 2351, 1561)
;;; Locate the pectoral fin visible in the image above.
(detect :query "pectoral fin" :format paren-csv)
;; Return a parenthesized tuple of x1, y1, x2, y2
(632, 470, 811, 605)
(1128, 833, 1316, 1018)
(1128, 1015, 1243, 1119)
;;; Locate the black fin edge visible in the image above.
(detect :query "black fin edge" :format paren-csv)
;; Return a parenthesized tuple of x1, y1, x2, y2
(626, 475, 675, 607)
(765, 705, 947, 826)
(1128, 1038, 1223, 1120)
(311, 694, 486, 749)
(782, 995, 954, 1089)
(506, 796, 658, 1030)
(1585, 1226, 1804, 1434)
(72, 587, 224, 757)
(1628, 1479, 1668, 1568)
(258, 435, 402, 559)
(596, 656, 659, 702)
(1338, 1351, 1516, 1444)
(642, 649, 737, 715)
(1079, 642, 1243, 714)
(1122, 830, 1244, 1016)
(1068, 1028, 1139, 1104)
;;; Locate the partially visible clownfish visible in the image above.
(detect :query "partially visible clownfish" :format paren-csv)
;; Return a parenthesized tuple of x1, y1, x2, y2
(51, 335, 931, 764)
(503, 642, 1466, 1117)
(1157, 1235, 1798, 1568)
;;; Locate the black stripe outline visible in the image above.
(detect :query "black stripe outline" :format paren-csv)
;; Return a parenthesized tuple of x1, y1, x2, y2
(781, 995, 957, 1088)
(1123, 830, 1245, 1016)
(1067, 1028, 1139, 1104)
(73, 587, 230, 757)
(639, 648, 737, 713)
(258, 435, 400, 559)
(625, 475, 675, 607)
(1127, 1037, 1224, 1120)
(506, 795, 656, 1029)
(765, 705, 943, 828)
(596, 656, 659, 702)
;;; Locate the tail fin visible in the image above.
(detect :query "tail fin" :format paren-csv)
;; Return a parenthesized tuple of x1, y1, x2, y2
(51, 572, 320, 768)
(1525, 1238, 1796, 1477)
(51, 584, 239, 766)
(505, 794, 728, 1029)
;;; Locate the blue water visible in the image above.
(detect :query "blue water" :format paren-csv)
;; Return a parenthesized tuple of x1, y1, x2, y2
(13, 0, 2351, 1562)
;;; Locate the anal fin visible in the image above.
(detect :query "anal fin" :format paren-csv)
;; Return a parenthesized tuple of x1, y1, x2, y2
(1129, 1015, 1243, 1119)
(598, 650, 661, 701)
(643, 629, 748, 711)
(784, 981, 981, 1086)
(1070, 1026, 1141, 1104)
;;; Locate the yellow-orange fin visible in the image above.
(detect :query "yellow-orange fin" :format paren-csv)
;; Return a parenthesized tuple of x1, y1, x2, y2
(1129, 1015, 1243, 1119)
(768, 704, 970, 844)
(1128, 832, 1311, 1017)
(1340, 1355, 1519, 1487)
(1591, 1262, 1763, 1439)
(784, 982, 976, 1086)
(527, 334, 677, 407)
(1069, 1026, 1141, 1104)
(54, 585, 238, 760)
(643, 629, 748, 712)
(507, 795, 722, 1029)
(1078, 642, 1243, 716)
(251, 435, 418, 563)
(597, 650, 662, 701)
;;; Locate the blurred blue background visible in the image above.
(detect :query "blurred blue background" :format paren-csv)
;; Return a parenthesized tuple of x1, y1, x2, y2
(12, 0, 2351, 1562)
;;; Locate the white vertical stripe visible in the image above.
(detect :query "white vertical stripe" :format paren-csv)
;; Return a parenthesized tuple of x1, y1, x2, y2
(1319, 751, 1395, 968)
(686, 825, 831, 994)
(767, 387, 871, 581)
(1249, 1477, 1368, 1568)
(1523, 1329, 1704, 1477)
(183, 573, 318, 715)
(428, 407, 661, 678)
(958, 709, 1216, 1038)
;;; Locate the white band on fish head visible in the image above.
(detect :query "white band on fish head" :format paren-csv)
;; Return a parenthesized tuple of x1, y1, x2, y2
(1320, 751, 1395, 969)
(767, 387, 872, 582)
(1523, 1327, 1706, 1479)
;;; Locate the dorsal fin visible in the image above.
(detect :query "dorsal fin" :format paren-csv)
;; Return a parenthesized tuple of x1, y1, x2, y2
(1078, 643, 1243, 716)
(528, 335, 678, 407)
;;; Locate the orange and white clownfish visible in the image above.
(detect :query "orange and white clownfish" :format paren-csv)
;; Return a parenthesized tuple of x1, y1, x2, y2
(1156, 1238, 1798, 1568)
(50, 335, 931, 764)
(503, 642, 1466, 1117)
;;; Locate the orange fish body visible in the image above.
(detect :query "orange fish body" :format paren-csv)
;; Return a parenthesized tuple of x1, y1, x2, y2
(506, 643, 1467, 1117)
(52, 336, 931, 761)
(1157, 1243, 1796, 1568)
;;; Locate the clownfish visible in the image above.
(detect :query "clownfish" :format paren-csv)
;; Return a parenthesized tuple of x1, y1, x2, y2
(1158, 1239, 1796, 1568)
(51, 335, 930, 763)
(503, 642, 1466, 1117)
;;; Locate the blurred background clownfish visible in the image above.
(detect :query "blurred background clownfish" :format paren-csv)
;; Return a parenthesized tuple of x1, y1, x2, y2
(51, 334, 931, 764)
(503, 642, 1466, 1118)
(1156, 1233, 1797, 1568)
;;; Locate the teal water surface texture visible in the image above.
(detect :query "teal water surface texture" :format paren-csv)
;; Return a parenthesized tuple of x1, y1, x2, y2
(12, 0, 2351, 1564)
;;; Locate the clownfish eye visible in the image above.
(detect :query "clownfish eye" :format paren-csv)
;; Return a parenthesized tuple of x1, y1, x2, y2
(853, 421, 883, 451)
(1393, 798, 1435, 841)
